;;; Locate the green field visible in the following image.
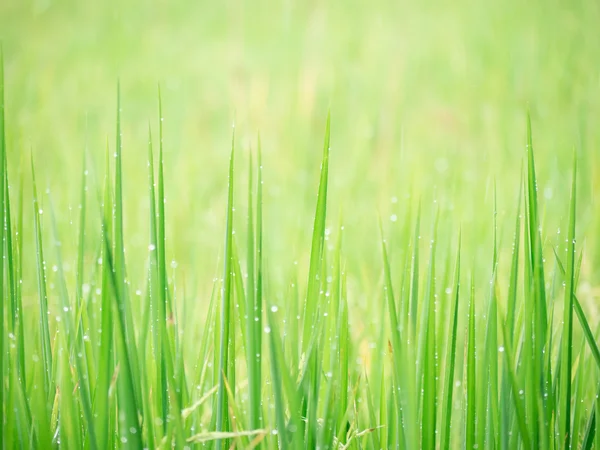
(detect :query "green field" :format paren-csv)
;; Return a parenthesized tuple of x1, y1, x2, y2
(1, 0, 600, 448)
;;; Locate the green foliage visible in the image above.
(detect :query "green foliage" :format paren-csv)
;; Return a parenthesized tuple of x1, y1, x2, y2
(1, 6, 600, 446)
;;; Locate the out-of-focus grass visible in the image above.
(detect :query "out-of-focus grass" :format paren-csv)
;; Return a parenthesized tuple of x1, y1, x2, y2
(2, 0, 599, 298)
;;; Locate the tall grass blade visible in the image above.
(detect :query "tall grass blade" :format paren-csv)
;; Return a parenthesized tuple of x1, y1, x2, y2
(441, 232, 461, 450)
(0, 44, 6, 441)
(302, 113, 330, 352)
(215, 130, 235, 449)
(559, 152, 577, 448)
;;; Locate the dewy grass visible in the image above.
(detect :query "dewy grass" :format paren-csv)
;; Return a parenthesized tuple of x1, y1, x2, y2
(1, 55, 600, 450)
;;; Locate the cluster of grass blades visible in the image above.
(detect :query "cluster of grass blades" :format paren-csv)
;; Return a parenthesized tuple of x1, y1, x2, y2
(1, 51, 600, 449)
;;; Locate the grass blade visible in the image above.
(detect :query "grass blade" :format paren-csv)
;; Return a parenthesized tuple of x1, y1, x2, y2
(302, 113, 330, 352)
(215, 130, 235, 449)
(441, 232, 461, 450)
(559, 152, 577, 448)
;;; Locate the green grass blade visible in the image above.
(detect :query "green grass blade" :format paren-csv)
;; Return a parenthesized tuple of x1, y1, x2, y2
(507, 180, 522, 337)
(100, 217, 143, 447)
(526, 113, 548, 347)
(465, 275, 477, 450)
(421, 209, 439, 450)
(302, 113, 330, 352)
(0, 44, 6, 441)
(246, 148, 261, 431)
(256, 136, 264, 412)
(94, 149, 115, 450)
(409, 203, 421, 336)
(441, 232, 461, 450)
(380, 218, 413, 448)
(156, 86, 170, 432)
(500, 316, 532, 450)
(47, 196, 98, 450)
(113, 83, 143, 417)
(215, 130, 235, 449)
(31, 158, 53, 408)
(559, 152, 577, 448)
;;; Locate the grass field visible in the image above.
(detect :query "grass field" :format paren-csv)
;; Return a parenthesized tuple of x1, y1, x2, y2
(1, 0, 600, 448)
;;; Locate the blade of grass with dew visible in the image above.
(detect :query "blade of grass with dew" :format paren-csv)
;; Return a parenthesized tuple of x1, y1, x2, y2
(507, 181, 522, 336)
(337, 263, 350, 440)
(571, 338, 586, 449)
(57, 328, 83, 450)
(100, 218, 143, 447)
(47, 195, 98, 450)
(102, 119, 144, 444)
(500, 312, 532, 450)
(559, 152, 577, 449)
(421, 208, 439, 450)
(522, 176, 540, 448)
(245, 149, 262, 432)
(302, 113, 330, 353)
(465, 275, 477, 450)
(156, 87, 170, 433)
(380, 218, 412, 448)
(147, 124, 169, 437)
(409, 203, 421, 338)
(525, 115, 547, 447)
(266, 296, 303, 450)
(15, 162, 26, 386)
(73, 149, 95, 424)
(189, 280, 218, 428)
(30, 158, 55, 448)
(4, 147, 16, 355)
(232, 238, 247, 354)
(526, 114, 548, 357)
(485, 184, 501, 449)
(441, 232, 461, 450)
(215, 130, 235, 450)
(5, 144, 34, 447)
(256, 136, 264, 420)
(93, 147, 116, 450)
(499, 183, 523, 450)
(580, 383, 599, 450)
(139, 124, 157, 448)
(10, 356, 33, 449)
(113, 83, 143, 423)
(155, 95, 186, 446)
(0, 45, 5, 443)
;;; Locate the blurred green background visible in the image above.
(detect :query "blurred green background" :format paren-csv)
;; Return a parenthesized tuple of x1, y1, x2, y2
(1, 0, 599, 316)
